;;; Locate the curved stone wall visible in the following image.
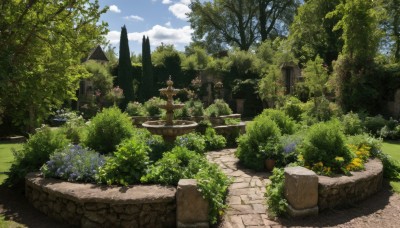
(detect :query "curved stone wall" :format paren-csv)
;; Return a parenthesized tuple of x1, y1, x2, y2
(318, 159, 383, 210)
(25, 173, 176, 227)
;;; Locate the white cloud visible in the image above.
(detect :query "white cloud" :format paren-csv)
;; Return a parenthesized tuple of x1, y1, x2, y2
(165, 21, 172, 27)
(180, 0, 191, 5)
(105, 31, 121, 44)
(162, 0, 172, 4)
(109, 5, 121, 13)
(169, 3, 191, 20)
(124, 15, 144, 22)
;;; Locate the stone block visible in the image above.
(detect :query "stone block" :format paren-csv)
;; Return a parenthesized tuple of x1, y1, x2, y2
(176, 179, 209, 228)
(286, 204, 318, 218)
(284, 166, 318, 210)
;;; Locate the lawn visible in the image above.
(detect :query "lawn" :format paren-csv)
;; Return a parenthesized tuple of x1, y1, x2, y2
(382, 140, 400, 193)
(0, 143, 22, 184)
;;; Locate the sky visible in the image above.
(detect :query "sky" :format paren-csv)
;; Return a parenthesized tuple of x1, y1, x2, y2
(100, 0, 195, 55)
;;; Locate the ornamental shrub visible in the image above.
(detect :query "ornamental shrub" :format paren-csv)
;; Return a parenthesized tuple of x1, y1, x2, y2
(204, 127, 226, 151)
(265, 168, 287, 217)
(60, 114, 87, 144)
(236, 115, 282, 170)
(175, 132, 206, 154)
(84, 107, 134, 154)
(261, 109, 297, 134)
(364, 115, 387, 136)
(300, 121, 353, 175)
(125, 101, 145, 116)
(97, 139, 150, 185)
(205, 99, 232, 117)
(143, 97, 164, 117)
(279, 96, 303, 122)
(188, 100, 205, 117)
(341, 112, 365, 135)
(131, 128, 170, 162)
(41, 144, 104, 182)
(5, 126, 69, 187)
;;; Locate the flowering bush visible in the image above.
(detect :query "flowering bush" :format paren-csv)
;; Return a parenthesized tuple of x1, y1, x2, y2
(175, 132, 206, 154)
(41, 144, 105, 182)
(125, 101, 145, 116)
(261, 109, 297, 134)
(143, 97, 164, 117)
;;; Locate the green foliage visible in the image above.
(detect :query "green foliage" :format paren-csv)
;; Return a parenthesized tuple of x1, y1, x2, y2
(341, 112, 365, 135)
(302, 56, 331, 97)
(261, 109, 297, 135)
(97, 139, 150, 185)
(84, 107, 134, 154)
(224, 118, 241, 125)
(265, 168, 287, 217)
(41, 145, 105, 183)
(0, 0, 108, 132)
(301, 97, 342, 124)
(182, 46, 209, 70)
(187, 100, 205, 117)
(346, 133, 383, 155)
(143, 97, 164, 117)
(131, 128, 169, 162)
(83, 60, 114, 106)
(175, 133, 206, 154)
(364, 115, 388, 136)
(258, 65, 285, 107)
(141, 36, 155, 101)
(205, 99, 233, 117)
(125, 102, 145, 116)
(204, 127, 226, 151)
(117, 25, 134, 109)
(279, 96, 303, 122)
(5, 126, 69, 187)
(60, 115, 87, 145)
(236, 115, 282, 170)
(300, 121, 353, 175)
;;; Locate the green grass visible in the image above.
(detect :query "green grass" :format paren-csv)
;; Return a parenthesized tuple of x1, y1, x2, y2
(382, 140, 400, 193)
(0, 143, 22, 184)
(0, 215, 24, 228)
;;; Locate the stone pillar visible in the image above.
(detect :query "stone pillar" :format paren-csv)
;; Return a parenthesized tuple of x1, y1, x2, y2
(284, 167, 319, 217)
(177, 179, 209, 228)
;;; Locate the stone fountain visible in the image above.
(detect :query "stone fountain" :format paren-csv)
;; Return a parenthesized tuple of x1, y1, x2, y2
(142, 77, 198, 142)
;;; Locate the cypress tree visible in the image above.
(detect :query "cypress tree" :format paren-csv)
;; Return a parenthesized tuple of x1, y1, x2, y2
(117, 25, 134, 109)
(140, 35, 154, 102)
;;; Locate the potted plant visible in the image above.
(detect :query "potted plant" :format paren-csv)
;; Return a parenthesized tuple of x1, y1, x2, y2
(259, 140, 282, 172)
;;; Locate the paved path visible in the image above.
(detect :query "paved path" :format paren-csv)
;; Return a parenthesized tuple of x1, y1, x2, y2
(206, 149, 281, 228)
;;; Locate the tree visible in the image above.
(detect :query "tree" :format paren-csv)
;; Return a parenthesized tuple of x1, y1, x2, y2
(152, 44, 183, 87)
(117, 25, 135, 109)
(140, 36, 154, 101)
(188, 0, 299, 51)
(382, 0, 400, 62)
(0, 0, 108, 132)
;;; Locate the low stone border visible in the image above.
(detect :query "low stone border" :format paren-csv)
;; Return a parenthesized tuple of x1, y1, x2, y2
(25, 173, 176, 227)
(0, 135, 26, 143)
(284, 159, 383, 217)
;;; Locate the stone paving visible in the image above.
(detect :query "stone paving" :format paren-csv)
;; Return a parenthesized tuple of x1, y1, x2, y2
(206, 149, 281, 228)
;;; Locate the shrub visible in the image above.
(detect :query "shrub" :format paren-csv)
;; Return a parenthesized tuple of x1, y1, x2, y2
(364, 115, 387, 136)
(125, 101, 145, 116)
(41, 144, 104, 182)
(301, 97, 341, 123)
(60, 114, 87, 144)
(265, 168, 287, 217)
(84, 107, 134, 154)
(346, 133, 382, 155)
(204, 127, 226, 151)
(224, 118, 240, 125)
(188, 100, 205, 116)
(5, 126, 69, 187)
(143, 97, 164, 117)
(261, 109, 297, 134)
(195, 120, 212, 134)
(279, 96, 303, 122)
(236, 115, 282, 170)
(175, 132, 206, 154)
(341, 112, 365, 135)
(97, 139, 150, 185)
(131, 128, 170, 162)
(279, 133, 305, 166)
(205, 99, 232, 117)
(300, 121, 353, 175)
(174, 104, 191, 118)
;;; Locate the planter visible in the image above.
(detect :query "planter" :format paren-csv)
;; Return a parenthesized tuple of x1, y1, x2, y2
(264, 159, 275, 172)
(131, 116, 161, 127)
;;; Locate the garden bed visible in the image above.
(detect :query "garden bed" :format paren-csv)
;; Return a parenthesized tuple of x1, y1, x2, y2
(317, 158, 383, 210)
(25, 172, 176, 227)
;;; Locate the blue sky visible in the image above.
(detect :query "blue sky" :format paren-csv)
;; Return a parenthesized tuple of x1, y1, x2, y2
(100, 0, 194, 55)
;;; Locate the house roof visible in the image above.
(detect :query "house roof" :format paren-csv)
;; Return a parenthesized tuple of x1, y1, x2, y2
(82, 45, 109, 63)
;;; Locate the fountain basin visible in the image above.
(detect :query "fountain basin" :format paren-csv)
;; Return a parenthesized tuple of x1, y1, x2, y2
(142, 120, 198, 142)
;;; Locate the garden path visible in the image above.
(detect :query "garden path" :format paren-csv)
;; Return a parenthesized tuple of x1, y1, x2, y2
(206, 149, 279, 228)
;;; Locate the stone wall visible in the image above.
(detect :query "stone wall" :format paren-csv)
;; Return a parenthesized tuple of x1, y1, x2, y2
(25, 173, 176, 228)
(318, 159, 383, 210)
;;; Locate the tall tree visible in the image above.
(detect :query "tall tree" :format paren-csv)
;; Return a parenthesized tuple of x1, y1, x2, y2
(382, 0, 400, 62)
(117, 25, 134, 109)
(188, 0, 299, 52)
(140, 36, 154, 101)
(0, 0, 108, 132)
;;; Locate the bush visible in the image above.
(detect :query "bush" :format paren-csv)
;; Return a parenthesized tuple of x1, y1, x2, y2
(97, 139, 150, 185)
(279, 133, 305, 166)
(346, 133, 382, 155)
(60, 114, 87, 144)
(279, 96, 303, 122)
(5, 126, 69, 187)
(143, 97, 164, 117)
(84, 107, 134, 154)
(261, 109, 297, 134)
(125, 102, 145, 116)
(204, 127, 226, 151)
(300, 121, 353, 175)
(224, 118, 240, 125)
(301, 97, 341, 124)
(265, 168, 287, 217)
(175, 132, 206, 154)
(236, 115, 282, 170)
(188, 100, 205, 116)
(131, 128, 170, 162)
(205, 99, 232, 117)
(341, 112, 365, 135)
(364, 115, 387, 136)
(41, 144, 104, 182)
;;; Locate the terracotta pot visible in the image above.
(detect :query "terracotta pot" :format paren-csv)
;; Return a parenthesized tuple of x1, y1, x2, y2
(265, 159, 276, 172)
